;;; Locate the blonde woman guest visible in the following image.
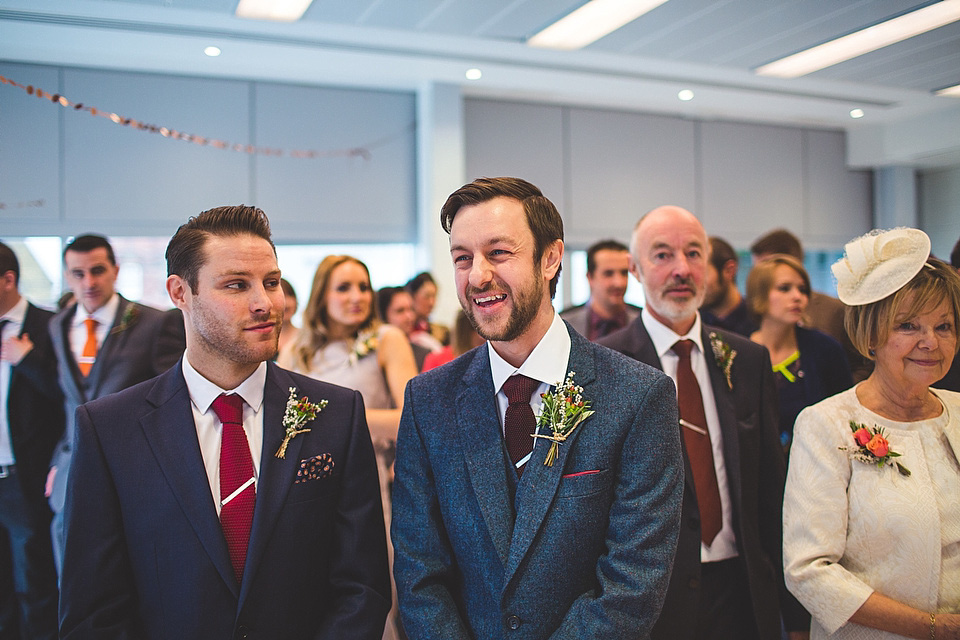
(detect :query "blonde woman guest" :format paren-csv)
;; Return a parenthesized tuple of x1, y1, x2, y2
(747, 254, 853, 454)
(279, 255, 417, 640)
(783, 228, 960, 639)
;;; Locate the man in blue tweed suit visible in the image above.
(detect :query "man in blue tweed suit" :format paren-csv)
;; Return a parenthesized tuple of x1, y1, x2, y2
(392, 177, 684, 639)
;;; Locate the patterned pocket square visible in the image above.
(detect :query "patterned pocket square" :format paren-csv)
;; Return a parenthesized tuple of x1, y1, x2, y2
(295, 453, 335, 484)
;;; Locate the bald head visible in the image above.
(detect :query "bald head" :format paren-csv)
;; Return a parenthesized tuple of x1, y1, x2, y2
(629, 205, 709, 334)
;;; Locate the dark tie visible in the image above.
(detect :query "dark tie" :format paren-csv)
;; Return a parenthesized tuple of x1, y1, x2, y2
(502, 375, 540, 476)
(212, 393, 256, 584)
(672, 340, 722, 546)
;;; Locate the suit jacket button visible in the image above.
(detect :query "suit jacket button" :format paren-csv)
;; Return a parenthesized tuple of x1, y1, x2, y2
(235, 624, 249, 639)
(506, 614, 521, 630)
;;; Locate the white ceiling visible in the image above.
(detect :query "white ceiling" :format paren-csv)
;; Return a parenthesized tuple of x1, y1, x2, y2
(2, 0, 959, 163)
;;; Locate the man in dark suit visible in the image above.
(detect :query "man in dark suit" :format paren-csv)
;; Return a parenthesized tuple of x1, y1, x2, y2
(560, 239, 640, 341)
(392, 177, 683, 639)
(58, 205, 390, 639)
(0, 241, 63, 640)
(599, 206, 805, 639)
(699, 236, 757, 337)
(46, 234, 185, 571)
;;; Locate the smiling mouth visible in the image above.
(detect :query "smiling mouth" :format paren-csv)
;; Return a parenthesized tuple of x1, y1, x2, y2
(474, 293, 507, 307)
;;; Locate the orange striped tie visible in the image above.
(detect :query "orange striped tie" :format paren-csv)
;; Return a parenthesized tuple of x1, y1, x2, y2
(78, 317, 98, 376)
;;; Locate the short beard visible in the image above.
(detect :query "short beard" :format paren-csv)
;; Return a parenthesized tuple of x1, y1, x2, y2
(461, 273, 543, 343)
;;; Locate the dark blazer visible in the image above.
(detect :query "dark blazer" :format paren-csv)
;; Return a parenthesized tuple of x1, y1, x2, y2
(5, 303, 64, 501)
(392, 323, 684, 640)
(559, 302, 641, 341)
(599, 316, 795, 639)
(58, 361, 391, 640)
(47, 296, 185, 513)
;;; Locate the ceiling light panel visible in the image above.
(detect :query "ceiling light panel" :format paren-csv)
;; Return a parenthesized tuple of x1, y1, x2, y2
(528, 0, 669, 50)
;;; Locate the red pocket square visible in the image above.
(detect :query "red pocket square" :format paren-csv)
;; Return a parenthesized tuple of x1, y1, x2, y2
(295, 453, 335, 484)
(562, 470, 601, 478)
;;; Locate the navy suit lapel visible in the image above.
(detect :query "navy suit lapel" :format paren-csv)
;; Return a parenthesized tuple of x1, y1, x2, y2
(457, 347, 514, 571)
(138, 363, 238, 595)
(505, 326, 596, 583)
(239, 364, 305, 605)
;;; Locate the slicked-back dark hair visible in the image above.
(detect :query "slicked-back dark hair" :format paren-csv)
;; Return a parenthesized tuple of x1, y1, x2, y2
(64, 234, 116, 266)
(0, 241, 20, 285)
(440, 177, 563, 298)
(166, 205, 274, 293)
(586, 239, 628, 275)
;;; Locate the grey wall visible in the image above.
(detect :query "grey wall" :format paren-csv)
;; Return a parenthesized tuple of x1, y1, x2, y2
(919, 166, 960, 263)
(0, 62, 417, 243)
(465, 98, 873, 251)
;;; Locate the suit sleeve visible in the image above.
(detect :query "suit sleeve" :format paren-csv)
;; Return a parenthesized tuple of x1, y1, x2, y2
(391, 382, 474, 640)
(59, 404, 142, 640)
(548, 373, 684, 639)
(314, 390, 392, 640)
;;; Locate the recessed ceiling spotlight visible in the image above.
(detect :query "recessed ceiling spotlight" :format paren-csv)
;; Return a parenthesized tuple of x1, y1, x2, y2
(678, 89, 694, 101)
(204, 46, 221, 57)
(465, 68, 482, 81)
(850, 108, 865, 119)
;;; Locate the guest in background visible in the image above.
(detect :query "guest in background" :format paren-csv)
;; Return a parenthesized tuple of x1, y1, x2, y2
(784, 228, 960, 639)
(700, 236, 757, 337)
(746, 254, 852, 455)
(420, 309, 484, 372)
(277, 278, 299, 357)
(377, 286, 433, 372)
(0, 241, 62, 640)
(280, 255, 417, 640)
(934, 236, 960, 393)
(47, 234, 185, 572)
(750, 228, 869, 381)
(405, 272, 450, 347)
(560, 239, 640, 341)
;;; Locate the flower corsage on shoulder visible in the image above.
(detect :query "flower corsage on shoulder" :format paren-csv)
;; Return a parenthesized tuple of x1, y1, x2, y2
(532, 372, 595, 467)
(708, 331, 736, 390)
(840, 420, 911, 477)
(276, 387, 328, 459)
(349, 329, 379, 365)
(109, 304, 139, 335)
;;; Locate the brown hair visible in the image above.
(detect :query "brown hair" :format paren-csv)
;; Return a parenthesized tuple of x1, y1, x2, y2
(284, 255, 378, 371)
(846, 258, 960, 359)
(746, 254, 810, 320)
(440, 177, 563, 298)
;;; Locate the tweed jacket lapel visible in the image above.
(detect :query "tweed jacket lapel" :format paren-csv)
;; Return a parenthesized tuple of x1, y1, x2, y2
(138, 362, 238, 596)
(457, 346, 514, 570)
(505, 325, 597, 584)
(239, 363, 307, 606)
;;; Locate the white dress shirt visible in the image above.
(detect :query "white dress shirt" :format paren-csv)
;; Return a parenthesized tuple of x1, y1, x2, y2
(181, 355, 267, 515)
(488, 313, 571, 469)
(641, 307, 737, 562)
(69, 292, 120, 366)
(0, 296, 28, 466)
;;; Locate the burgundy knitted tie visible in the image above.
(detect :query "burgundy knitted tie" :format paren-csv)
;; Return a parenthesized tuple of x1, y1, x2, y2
(212, 393, 255, 583)
(673, 340, 722, 546)
(502, 375, 540, 476)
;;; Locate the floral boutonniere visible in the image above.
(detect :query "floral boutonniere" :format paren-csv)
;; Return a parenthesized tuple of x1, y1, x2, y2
(708, 331, 736, 390)
(109, 304, 139, 335)
(840, 420, 911, 477)
(349, 329, 378, 365)
(532, 372, 595, 466)
(276, 387, 328, 459)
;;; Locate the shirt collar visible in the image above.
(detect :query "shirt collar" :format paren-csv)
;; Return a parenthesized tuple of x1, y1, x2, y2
(73, 293, 120, 328)
(489, 312, 571, 393)
(641, 307, 704, 360)
(181, 356, 267, 414)
(0, 296, 28, 327)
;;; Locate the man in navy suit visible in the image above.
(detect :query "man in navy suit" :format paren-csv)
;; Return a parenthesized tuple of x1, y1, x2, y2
(392, 177, 683, 639)
(46, 234, 185, 571)
(0, 241, 63, 640)
(58, 206, 390, 639)
(599, 206, 805, 639)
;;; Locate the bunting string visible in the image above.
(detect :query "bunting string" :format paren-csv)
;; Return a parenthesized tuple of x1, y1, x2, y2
(0, 75, 413, 160)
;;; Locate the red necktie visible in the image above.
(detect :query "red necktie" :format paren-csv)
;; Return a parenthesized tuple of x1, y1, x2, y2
(78, 317, 98, 376)
(673, 340, 722, 546)
(212, 393, 256, 584)
(503, 375, 540, 476)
